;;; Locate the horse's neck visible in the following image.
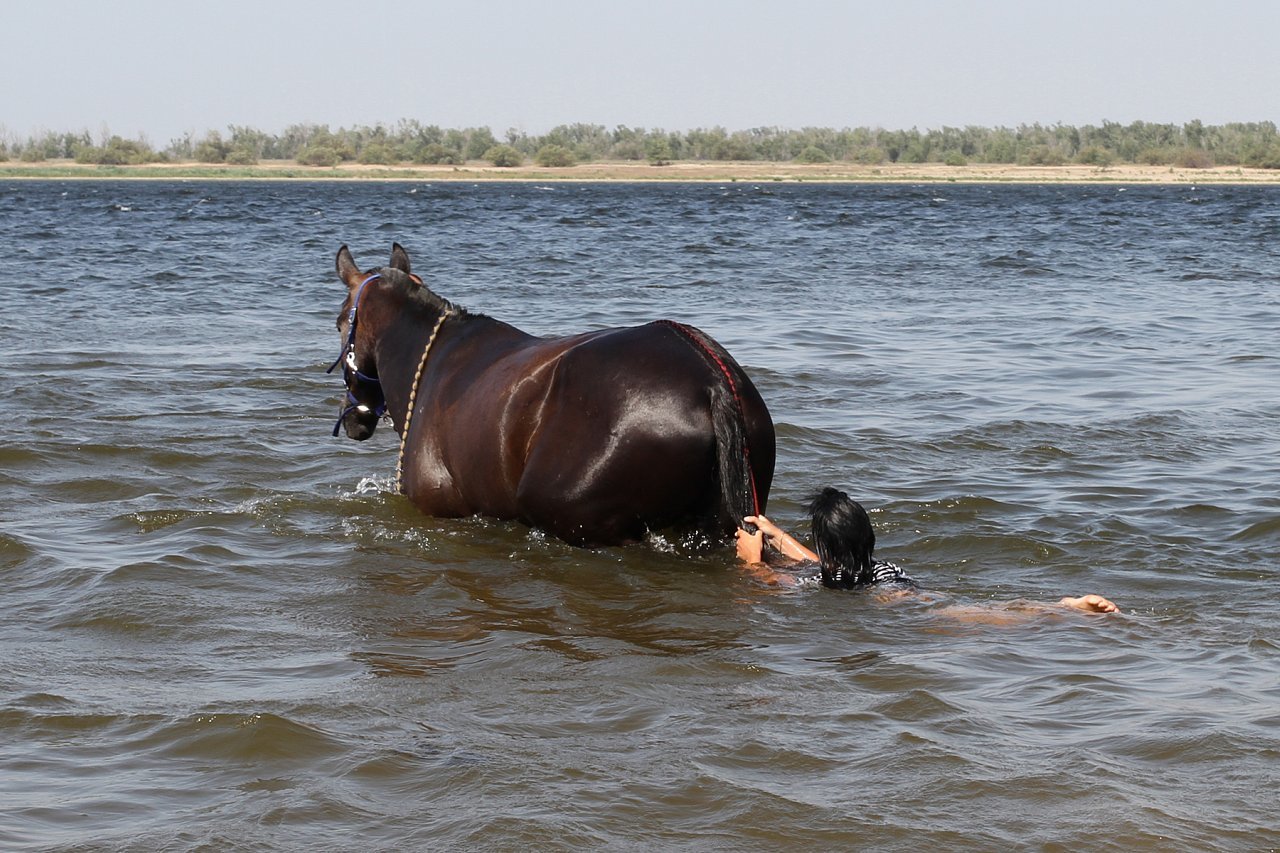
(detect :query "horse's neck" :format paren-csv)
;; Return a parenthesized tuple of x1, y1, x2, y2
(375, 306, 454, 433)
(451, 314, 532, 350)
(377, 311, 529, 434)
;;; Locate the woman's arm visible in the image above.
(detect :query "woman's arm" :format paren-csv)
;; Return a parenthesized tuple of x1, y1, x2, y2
(744, 515, 819, 562)
(734, 527, 803, 587)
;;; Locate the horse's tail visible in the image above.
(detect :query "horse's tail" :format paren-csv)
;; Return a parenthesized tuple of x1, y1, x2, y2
(656, 319, 765, 536)
(709, 383, 761, 534)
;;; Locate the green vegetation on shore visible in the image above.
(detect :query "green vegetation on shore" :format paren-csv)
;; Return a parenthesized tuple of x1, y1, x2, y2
(4, 120, 1280, 171)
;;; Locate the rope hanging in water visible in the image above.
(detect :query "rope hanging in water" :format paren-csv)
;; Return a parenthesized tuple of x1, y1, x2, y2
(394, 310, 452, 493)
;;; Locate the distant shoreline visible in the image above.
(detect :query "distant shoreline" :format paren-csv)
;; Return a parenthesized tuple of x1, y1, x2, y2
(3, 158, 1280, 184)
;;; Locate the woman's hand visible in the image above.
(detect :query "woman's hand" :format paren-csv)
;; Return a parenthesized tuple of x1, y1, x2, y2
(735, 527, 764, 563)
(744, 514, 784, 541)
(743, 514, 819, 563)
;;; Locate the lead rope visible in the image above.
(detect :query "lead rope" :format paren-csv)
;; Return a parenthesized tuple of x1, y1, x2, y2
(394, 310, 452, 494)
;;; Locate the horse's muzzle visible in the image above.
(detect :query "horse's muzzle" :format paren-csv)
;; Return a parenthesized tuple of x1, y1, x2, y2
(341, 407, 380, 441)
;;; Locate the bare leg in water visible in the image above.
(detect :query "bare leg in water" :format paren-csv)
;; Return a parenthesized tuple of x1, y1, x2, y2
(1059, 594, 1120, 613)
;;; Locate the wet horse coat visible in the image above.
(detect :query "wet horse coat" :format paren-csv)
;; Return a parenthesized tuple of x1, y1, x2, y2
(332, 244, 774, 547)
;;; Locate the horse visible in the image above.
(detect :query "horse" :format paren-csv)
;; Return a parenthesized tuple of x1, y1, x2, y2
(329, 243, 775, 547)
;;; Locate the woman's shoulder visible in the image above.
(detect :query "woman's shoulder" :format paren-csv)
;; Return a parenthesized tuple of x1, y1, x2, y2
(871, 560, 918, 589)
(787, 559, 825, 588)
(785, 559, 920, 590)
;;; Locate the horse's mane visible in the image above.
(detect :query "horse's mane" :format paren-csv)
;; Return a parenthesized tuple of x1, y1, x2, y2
(383, 267, 479, 323)
(407, 281, 469, 318)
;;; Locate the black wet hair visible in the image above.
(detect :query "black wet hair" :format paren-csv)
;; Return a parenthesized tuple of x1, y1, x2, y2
(807, 487, 876, 589)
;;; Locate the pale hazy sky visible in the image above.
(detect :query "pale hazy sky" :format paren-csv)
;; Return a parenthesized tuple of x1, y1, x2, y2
(4, 0, 1277, 146)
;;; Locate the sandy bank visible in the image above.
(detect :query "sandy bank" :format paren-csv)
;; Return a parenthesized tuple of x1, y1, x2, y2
(3, 159, 1279, 184)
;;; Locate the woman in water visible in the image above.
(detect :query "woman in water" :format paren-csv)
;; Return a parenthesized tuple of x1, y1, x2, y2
(736, 487, 1119, 614)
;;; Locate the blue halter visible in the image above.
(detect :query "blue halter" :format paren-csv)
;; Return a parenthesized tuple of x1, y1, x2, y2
(328, 273, 388, 436)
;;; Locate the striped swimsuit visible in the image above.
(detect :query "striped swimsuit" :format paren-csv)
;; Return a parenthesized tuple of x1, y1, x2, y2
(791, 560, 918, 590)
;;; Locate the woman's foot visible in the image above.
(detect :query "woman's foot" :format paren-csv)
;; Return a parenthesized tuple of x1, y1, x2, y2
(1059, 594, 1120, 613)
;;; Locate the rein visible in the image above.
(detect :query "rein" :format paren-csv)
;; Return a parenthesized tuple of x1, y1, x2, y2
(394, 308, 452, 493)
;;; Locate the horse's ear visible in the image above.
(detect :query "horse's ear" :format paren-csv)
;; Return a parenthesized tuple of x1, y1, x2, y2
(336, 245, 364, 290)
(390, 243, 424, 287)
(389, 243, 411, 274)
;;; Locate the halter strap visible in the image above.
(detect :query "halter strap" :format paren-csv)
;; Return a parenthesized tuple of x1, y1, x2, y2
(329, 273, 388, 436)
(327, 273, 381, 374)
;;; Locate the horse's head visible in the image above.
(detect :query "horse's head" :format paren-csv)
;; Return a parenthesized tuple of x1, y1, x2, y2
(329, 243, 423, 441)
(330, 246, 385, 440)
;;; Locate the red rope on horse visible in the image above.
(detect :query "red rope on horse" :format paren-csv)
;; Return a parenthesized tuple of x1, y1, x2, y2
(657, 320, 761, 518)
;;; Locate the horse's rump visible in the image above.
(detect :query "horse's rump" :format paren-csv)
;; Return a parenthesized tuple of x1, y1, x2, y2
(498, 321, 771, 544)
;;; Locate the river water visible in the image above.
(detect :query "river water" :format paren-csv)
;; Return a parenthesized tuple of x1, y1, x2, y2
(2, 179, 1278, 851)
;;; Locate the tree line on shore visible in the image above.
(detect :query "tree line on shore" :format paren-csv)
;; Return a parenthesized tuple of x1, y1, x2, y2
(4, 120, 1280, 169)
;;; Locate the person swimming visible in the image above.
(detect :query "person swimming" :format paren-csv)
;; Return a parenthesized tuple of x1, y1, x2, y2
(735, 486, 1119, 614)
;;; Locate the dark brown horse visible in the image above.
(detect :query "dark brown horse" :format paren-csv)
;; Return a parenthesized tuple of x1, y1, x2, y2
(330, 243, 774, 547)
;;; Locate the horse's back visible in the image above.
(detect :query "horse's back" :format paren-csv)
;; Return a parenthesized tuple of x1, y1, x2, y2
(406, 318, 772, 546)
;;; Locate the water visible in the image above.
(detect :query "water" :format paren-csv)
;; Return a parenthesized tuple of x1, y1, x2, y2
(2, 179, 1278, 851)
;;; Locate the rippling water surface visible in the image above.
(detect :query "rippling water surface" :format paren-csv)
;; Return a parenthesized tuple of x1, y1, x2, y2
(3, 180, 1279, 850)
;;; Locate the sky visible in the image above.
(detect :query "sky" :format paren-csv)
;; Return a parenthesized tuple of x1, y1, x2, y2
(4, 0, 1278, 147)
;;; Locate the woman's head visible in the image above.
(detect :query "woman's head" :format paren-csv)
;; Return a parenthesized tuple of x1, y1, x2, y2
(807, 487, 875, 589)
